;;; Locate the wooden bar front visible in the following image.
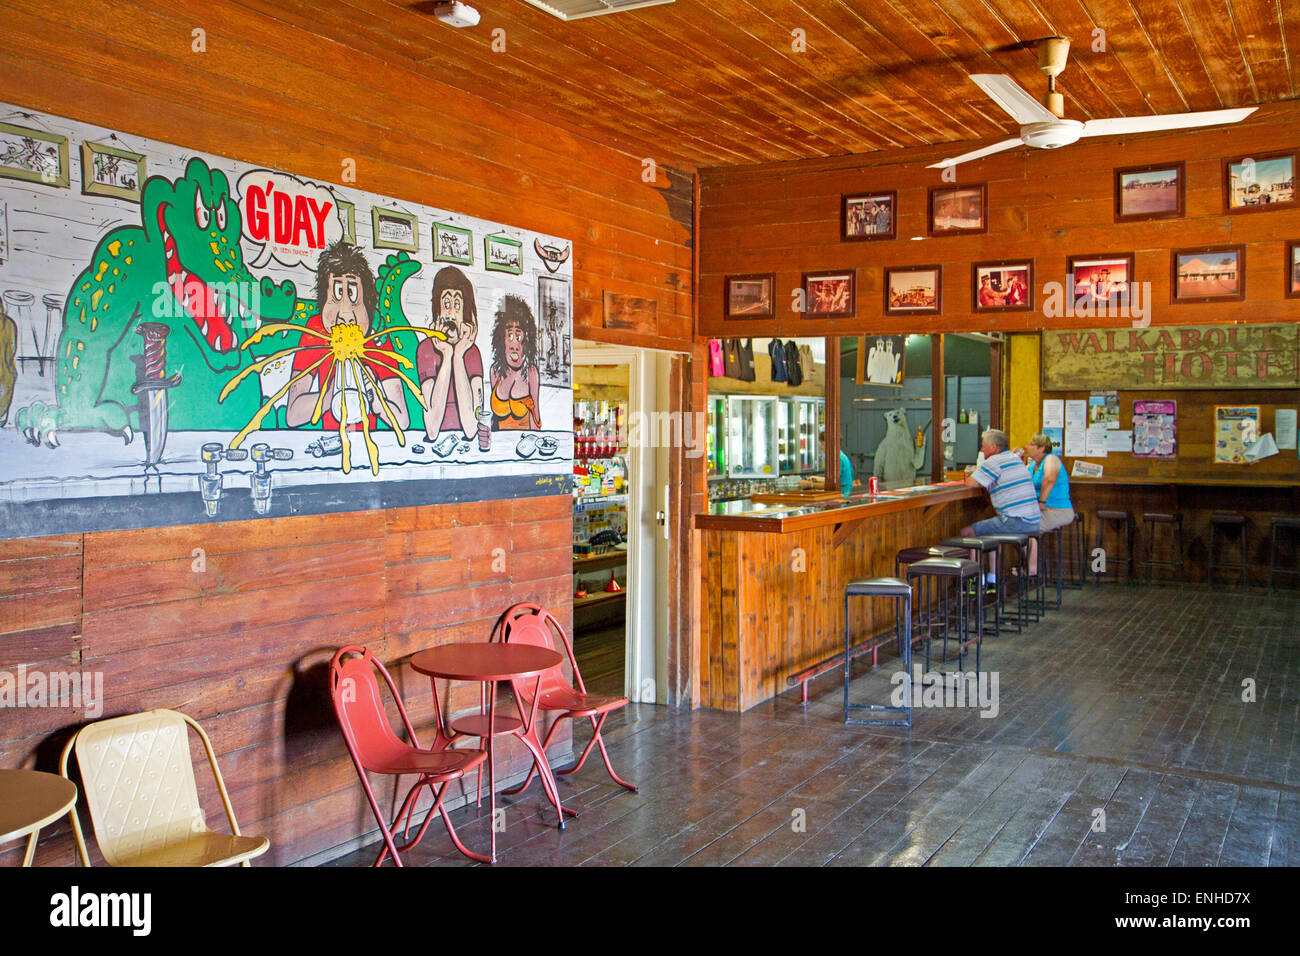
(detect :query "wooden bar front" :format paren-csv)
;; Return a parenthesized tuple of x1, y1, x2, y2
(695, 485, 986, 712)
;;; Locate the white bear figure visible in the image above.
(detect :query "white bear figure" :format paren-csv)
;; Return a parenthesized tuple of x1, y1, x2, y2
(873, 408, 928, 490)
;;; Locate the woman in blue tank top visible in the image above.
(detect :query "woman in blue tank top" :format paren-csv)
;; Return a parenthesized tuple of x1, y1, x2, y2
(1025, 433, 1074, 531)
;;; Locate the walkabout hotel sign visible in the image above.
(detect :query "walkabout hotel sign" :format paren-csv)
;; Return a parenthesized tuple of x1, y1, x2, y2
(1041, 324, 1299, 390)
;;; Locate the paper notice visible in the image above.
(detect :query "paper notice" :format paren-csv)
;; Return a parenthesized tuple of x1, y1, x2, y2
(1244, 433, 1279, 462)
(1065, 399, 1087, 458)
(1071, 460, 1104, 478)
(1043, 399, 1065, 429)
(1105, 430, 1133, 453)
(1276, 409, 1297, 450)
(1085, 423, 1109, 457)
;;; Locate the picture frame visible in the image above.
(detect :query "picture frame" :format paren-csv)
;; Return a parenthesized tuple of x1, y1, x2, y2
(801, 270, 855, 319)
(1288, 241, 1300, 299)
(371, 206, 418, 252)
(856, 334, 907, 387)
(484, 234, 523, 274)
(433, 221, 473, 265)
(0, 122, 69, 188)
(884, 265, 942, 315)
(1066, 253, 1135, 311)
(927, 183, 986, 236)
(724, 273, 775, 318)
(972, 260, 1033, 313)
(841, 191, 896, 241)
(337, 200, 356, 245)
(1114, 161, 1184, 222)
(1223, 151, 1296, 213)
(79, 141, 145, 202)
(1172, 245, 1246, 304)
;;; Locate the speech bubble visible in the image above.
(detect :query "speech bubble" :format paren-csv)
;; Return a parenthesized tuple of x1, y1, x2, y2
(236, 169, 344, 269)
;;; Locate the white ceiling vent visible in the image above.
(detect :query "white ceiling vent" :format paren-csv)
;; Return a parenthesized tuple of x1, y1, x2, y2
(520, 0, 674, 21)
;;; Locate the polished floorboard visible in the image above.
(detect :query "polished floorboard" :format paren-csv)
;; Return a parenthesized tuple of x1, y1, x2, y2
(329, 583, 1299, 867)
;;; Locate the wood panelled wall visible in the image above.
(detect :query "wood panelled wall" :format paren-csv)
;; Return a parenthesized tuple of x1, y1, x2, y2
(0, 497, 573, 866)
(0, 0, 696, 864)
(0, 0, 695, 352)
(698, 100, 1300, 338)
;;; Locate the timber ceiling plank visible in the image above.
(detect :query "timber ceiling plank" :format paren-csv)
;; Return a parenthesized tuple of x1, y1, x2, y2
(1172, 0, 1257, 104)
(1284, 1, 1300, 95)
(1122, 0, 1226, 107)
(1073, 0, 1196, 112)
(1230, 0, 1292, 101)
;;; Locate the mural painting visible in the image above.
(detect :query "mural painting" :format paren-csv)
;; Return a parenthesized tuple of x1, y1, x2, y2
(0, 103, 573, 538)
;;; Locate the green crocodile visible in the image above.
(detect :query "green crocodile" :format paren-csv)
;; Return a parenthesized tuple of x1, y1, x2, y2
(14, 157, 424, 446)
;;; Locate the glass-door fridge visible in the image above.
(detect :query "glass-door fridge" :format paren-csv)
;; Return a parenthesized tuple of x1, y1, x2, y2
(777, 397, 825, 475)
(726, 395, 778, 478)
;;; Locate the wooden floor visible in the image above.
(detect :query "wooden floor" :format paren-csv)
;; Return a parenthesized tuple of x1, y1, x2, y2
(573, 621, 626, 698)
(330, 583, 1299, 867)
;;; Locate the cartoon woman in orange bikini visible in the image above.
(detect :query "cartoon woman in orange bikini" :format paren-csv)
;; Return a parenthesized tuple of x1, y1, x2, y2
(489, 294, 541, 431)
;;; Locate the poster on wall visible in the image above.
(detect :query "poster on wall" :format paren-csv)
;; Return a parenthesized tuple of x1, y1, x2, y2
(1214, 406, 1259, 464)
(1088, 391, 1120, 428)
(1131, 400, 1177, 458)
(0, 101, 573, 539)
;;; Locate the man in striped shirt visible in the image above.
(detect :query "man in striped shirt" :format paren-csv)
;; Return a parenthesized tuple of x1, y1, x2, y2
(960, 428, 1042, 536)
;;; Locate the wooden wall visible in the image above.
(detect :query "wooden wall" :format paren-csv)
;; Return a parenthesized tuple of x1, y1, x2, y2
(698, 100, 1300, 338)
(0, 0, 697, 864)
(0, 496, 573, 866)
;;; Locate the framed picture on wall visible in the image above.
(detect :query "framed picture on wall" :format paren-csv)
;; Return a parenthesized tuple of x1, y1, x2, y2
(1172, 245, 1245, 303)
(725, 273, 775, 318)
(972, 260, 1033, 312)
(371, 206, 419, 252)
(927, 183, 986, 236)
(433, 221, 473, 265)
(0, 122, 69, 188)
(1287, 241, 1300, 299)
(1223, 151, 1296, 212)
(1114, 161, 1184, 222)
(856, 334, 907, 387)
(484, 234, 523, 274)
(802, 270, 855, 318)
(80, 140, 145, 202)
(885, 265, 942, 315)
(1067, 253, 1134, 311)
(841, 191, 896, 241)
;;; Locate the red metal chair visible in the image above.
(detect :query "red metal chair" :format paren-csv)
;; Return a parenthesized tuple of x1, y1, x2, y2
(330, 645, 489, 866)
(494, 603, 638, 796)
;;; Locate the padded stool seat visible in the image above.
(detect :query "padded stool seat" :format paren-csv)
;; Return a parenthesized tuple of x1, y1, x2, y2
(846, 576, 911, 597)
(1211, 513, 1246, 526)
(1096, 509, 1128, 521)
(895, 545, 968, 565)
(1145, 513, 1178, 522)
(940, 536, 999, 552)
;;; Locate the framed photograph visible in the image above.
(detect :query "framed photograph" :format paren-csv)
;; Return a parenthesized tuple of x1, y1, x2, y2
(433, 221, 473, 265)
(337, 200, 356, 245)
(972, 260, 1033, 313)
(80, 141, 145, 202)
(485, 234, 523, 274)
(1223, 151, 1296, 212)
(1172, 246, 1245, 303)
(602, 291, 658, 333)
(371, 206, 418, 252)
(841, 191, 896, 241)
(0, 122, 69, 188)
(801, 270, 855, 319)
(927, 183, 986, 236)
(885, 265, 942, 315)
(537, 275, 571, 386)
(1288, 242, 1300, 299)
(724, 273, 775, 318)
(1114, 162, 1184, 222)
(1067, 253, 1134, 310)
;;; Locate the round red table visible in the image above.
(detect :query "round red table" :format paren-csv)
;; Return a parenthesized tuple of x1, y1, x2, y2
(410, 642, 565, 863)
(0, 769, 78, 866)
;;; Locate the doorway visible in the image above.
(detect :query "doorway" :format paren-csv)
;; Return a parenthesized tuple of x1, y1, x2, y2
(571, 342, 673, 704)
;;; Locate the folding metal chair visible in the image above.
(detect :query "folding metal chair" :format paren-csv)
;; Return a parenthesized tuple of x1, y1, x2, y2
(494, 603, 638, 796)
(330, 645, 489, 866)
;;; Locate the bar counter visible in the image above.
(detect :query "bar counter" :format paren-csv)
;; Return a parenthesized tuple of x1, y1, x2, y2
(694, 482, 986, 712)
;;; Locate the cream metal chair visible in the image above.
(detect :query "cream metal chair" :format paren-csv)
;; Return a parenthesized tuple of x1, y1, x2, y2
(58, 708, 269, 867)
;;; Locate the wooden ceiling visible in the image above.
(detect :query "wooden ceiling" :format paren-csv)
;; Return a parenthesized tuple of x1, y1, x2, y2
(249, 0, 1299, 169)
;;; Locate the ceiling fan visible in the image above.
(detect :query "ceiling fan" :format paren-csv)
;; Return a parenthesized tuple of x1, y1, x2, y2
(928, 36, 1257, 168)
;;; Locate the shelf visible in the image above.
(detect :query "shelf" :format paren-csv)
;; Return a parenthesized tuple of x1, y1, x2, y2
(573, 551, 628, 572)
(574, 590, 626, 610)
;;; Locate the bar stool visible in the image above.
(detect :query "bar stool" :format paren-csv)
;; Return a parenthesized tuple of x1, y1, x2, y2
(1141, 513, 1185, 585)
(1093, 510, 1134, 585)
(977, 532, 1031, 633)
(906, 557, 984, 676)
(939, 536, 1000, 636)
(1063, 512, 1088, 589)
(1269, 516, 1300, 591)
(843, 577, 912, 726)
(1207, 513, 1248, 590)
(894, 545, 969, 655)
(1041, 520, 1073, 609)
(1022, 530, 1047, 622)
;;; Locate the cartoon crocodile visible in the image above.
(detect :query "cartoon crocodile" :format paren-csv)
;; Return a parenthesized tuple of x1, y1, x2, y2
(16, 157, 300, 446)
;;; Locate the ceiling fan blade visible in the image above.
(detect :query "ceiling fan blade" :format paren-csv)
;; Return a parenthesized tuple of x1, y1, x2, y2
(1080, 107, 1257, 138)
(969, 74, 1060, 125)
(927, 138, 1024, 169)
